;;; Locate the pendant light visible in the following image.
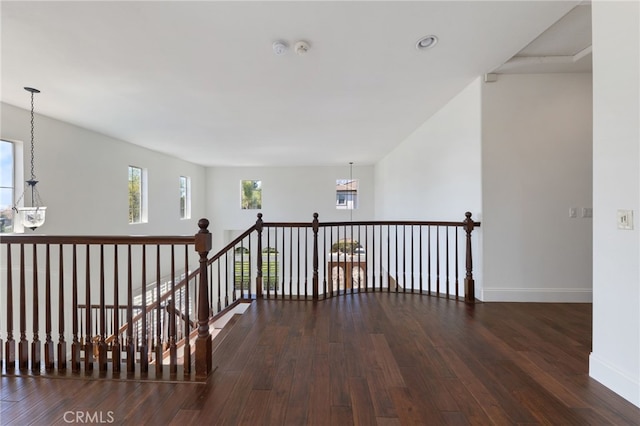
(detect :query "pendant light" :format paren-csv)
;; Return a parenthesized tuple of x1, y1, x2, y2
(13, 87, 46, 230)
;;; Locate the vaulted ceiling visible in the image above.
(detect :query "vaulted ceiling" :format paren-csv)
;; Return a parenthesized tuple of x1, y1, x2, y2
(1, 1, 589, 167)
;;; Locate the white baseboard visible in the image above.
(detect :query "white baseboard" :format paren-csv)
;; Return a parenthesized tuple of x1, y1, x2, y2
(590, 353, 640, 408)
(480, 287, 592, 302)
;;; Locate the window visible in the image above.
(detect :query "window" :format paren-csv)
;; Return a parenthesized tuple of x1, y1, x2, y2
(241, 180, 262, 209)
(179, 176, 191, 219)
(128, 165, 147, 224)
(262, 247, 279, 291)
(234, 246, 250, 291)
(0, 140, 15, 233)
(336, 179, 358, 210)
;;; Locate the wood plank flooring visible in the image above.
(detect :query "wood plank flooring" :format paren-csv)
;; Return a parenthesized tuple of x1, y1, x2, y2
(2, 293, 639, 425)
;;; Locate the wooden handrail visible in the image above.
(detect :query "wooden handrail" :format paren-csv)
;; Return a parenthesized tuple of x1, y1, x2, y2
(0, 235, 195, 244)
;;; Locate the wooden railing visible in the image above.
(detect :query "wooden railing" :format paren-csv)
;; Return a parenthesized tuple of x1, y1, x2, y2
(204, 212, 480, 307)
(0, 213, 479, 381)
(0, 224, 215, 379)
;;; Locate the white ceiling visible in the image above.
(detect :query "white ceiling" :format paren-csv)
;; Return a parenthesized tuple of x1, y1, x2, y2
(1, 1, 586, 167)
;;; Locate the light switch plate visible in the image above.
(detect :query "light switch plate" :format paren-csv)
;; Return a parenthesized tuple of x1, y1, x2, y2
(617, 210, 634, 230)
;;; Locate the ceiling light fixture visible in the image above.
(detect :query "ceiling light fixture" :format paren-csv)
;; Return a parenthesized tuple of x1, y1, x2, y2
(13, 87, 46, 230)
(294, 41, 310, 56)
(272, 40, 289, 56)
(416, 35, 438, 50)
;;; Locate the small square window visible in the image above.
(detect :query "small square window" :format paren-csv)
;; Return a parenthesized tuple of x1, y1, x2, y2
(336, 179, 358, 210)
(241, 180, 262, 209)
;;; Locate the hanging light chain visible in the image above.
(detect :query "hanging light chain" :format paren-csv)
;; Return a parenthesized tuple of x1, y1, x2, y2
(29, 89, 36, 181)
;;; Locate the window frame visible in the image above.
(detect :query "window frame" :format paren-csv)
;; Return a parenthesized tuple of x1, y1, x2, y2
(336, 179, 359, 210)
(241, 179, 262, 210)
(128, 165, 148, 224)
(179, 175, 191, 220)
(0, 139, 24, 233)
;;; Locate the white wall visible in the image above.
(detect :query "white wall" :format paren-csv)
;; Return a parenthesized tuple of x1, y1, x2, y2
(590, 1, 640, 407)
(205, 165, 375, 249)
(375, 78, 482, 222)
(1, 102, 206, 235)
(481, 73, 593, 302)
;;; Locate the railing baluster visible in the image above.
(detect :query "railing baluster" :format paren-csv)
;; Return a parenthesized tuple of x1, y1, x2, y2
(6, 244, 15, 370)
(419, 226, 423, 293)
(112, 246, 120, 373)
(57, 244, 66, 371)
(19, 244, 27, 371)
(126, 245, 134, 373)
(288, 228, 293, 299)
(217, 258, 221, 312)
(312, 213, 319, 300)
(428, 226, 432, 294)
(296, 228, 300, 299)
(349, 223, 354, 294)
(328, 226, 334, 295)
(364, 226, 376, 293)
(378, 226, 382, 291)
(155, 245, 162, 375)
(402, 226, 406, 292)
(84, 245, 93, 372)
(455, 227, 459, 299)
(169, 245, 177, 374)
(44, 244, 53, 370)
(446, 227, 450, 298)
(140, 245, 148, 373)
(224, 249, 229, 308)
(256, 214, 263, 299)
(247, 237, 251, 300)
(183, 244, 191, 374)
(71, 245, 80, 372)
(410, 226, 414, 293)
(278, 228, 283, 298)
(321, 226, 327, 297)
(31, 244, 41, 372)
(98, 244, 107, 371)
(168, 298, 176, 374)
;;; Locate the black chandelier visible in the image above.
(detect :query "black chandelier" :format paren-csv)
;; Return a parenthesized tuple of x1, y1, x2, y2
(13, 87, 46, 230)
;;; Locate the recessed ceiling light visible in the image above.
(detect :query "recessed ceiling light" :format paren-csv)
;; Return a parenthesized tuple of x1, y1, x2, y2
(416, 35, 438, 50)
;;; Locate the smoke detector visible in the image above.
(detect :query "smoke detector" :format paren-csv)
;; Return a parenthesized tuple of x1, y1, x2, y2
(272, 40, 289, 55)
(294, 41, 310, 55)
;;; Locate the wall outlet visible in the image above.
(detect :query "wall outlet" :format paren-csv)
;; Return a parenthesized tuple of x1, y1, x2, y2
(569, 207, 577, 218)
(581, 207, 592, 218)
(617, 210, 634, 230)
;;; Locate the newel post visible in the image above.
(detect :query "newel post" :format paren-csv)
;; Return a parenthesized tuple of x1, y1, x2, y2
(195, 218, 213, 377)
(255, 213, 264, 299)
(312, 213, 319, 300)
(463, 212, 476, 303)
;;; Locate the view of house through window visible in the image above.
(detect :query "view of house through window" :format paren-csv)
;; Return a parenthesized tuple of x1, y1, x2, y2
(241, 180, 262, 209)
(336, 179, 358, 210)
(0, 140, 15, 233)
(128, 165, 146, 224)
(179, 175, 191, 219)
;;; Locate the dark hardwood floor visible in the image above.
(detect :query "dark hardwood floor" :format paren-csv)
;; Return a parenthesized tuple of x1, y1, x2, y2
(2, 293, 639, 425)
